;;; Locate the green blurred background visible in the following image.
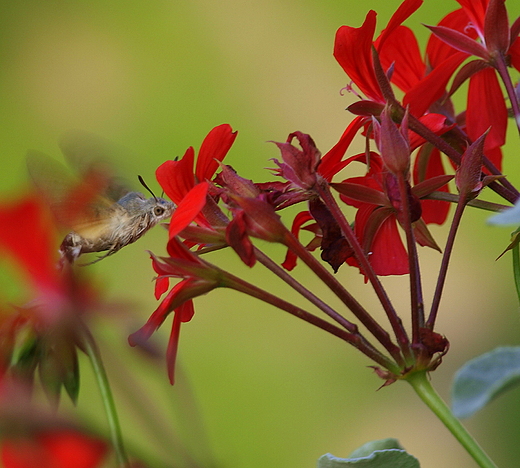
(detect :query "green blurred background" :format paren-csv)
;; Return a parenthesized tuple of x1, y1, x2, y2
(1, 0, 520, 467)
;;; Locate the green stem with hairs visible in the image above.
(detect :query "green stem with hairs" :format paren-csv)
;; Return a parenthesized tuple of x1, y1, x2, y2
(81, 323, 130, 468)
(406, 371, 497, 468)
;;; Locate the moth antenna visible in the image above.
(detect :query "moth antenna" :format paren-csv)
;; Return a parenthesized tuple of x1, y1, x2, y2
(138, 175, 158, 200)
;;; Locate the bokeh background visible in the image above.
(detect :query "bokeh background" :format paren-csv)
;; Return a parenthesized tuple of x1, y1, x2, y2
(1, 0, 520, 467)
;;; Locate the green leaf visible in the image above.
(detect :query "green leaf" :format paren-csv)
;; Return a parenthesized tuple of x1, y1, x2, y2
(452, 346, 520, 418)
(63, 346, 80, 405)
(317, 438, 420, 468)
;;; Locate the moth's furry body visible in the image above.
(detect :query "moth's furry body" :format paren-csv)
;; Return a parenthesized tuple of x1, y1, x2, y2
(59, 192, 175, 265)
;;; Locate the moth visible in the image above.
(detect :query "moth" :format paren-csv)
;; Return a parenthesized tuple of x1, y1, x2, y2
(27, 133, 175, 266)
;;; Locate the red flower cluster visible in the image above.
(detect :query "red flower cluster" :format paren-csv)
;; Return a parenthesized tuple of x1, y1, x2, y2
(134, 0, 520, 383)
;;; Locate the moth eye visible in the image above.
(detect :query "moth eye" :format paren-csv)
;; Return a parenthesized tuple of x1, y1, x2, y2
(154, 206, 165, 216)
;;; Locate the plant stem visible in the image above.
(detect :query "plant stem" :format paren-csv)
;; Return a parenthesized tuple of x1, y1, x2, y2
(425, 191, 509, 212)
(494, 53, 520, 136)
(316, 179, 411, 362)
(406, 113, 519, 204)
(406, 371, 497, 468)
(397, 173, 424, 342)
(220, 268, 400, 373)
(81, 323, 130, 468)
(280, 226, 404, 365)
(427, 198, 466, 329)
(254, 247, 358, 333)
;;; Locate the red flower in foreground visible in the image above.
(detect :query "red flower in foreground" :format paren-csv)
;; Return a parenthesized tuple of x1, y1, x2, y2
(0, 192, 101, 401)
(0, 194, 61, 297)
(1, 430, 108, 468)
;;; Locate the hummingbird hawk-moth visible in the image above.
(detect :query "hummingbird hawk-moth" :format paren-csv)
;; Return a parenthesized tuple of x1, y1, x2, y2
(27, 133, 175, 266)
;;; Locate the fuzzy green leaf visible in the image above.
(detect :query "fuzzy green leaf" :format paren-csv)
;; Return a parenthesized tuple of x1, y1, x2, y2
(452, 346, 520, 418)
(318, 438, 420, 467)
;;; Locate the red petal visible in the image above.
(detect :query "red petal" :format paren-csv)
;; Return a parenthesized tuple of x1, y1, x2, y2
(404, 52, 467, 116)
(349, 206, 408, 276)
(509, 37, 520, 71)
(282, 211, 314, 270)
(156, 147, 195, 204)
(168, 182, 209, 238)
(413, 148, 451, 224)
(368, 216, 409, 275)
(319, 116, 366, 181)
(196, 124, 237, 182)
(377, 0, 423, 50)
(427, 9, 476, 67)
(334, 11, 385, 103)
(378, 26, 425, 92)
(466, 68, 507, 151)
(1, 430, 108, 468)
(39, 431, 107, 468)
(129, 280, 191, 345)
(166, 301, 194, 385)
(0, 194, 60, 293)
(154, 276, 170, 300)
(485, 146, 502, 172)
(409, 113, 450, 150)
(456, 0, 488, 36)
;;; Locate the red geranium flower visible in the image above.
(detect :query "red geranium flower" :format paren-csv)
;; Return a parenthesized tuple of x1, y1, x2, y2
(1, 430, 108, 468)
(134, 125, 238, 384)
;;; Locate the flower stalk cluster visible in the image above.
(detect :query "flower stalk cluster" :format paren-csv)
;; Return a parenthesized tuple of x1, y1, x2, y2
(128, 0, 520, 389)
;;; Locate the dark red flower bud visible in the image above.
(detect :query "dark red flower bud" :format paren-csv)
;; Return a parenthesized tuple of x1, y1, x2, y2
(272, 132, 321, 190)
(384, 173, 422, 223)
(484, 0, 510, 57)
(455, 131, 488, 202)
(374, 106, 411, 176)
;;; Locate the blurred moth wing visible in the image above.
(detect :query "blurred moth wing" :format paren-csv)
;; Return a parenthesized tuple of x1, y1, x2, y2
(27, 150, 117, 233)
(27, 146, 174, 266)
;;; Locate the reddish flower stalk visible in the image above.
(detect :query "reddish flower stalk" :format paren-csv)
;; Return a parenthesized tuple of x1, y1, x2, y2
(280, 223, 404, 365)
(427, 131, 498, 329)
(315, 181, 412, 362)
(220, 264, 399, 372)
(396, 172, 425, 341)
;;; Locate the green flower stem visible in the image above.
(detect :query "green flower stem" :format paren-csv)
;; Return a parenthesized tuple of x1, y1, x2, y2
(81, 324, 130, 468)
(406, 371, 497, 468)
(512, 232, 520, 305)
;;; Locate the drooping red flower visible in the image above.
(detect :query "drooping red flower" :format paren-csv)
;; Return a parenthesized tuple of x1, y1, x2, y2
(130, 238, 219, 384)
(425, 0, 519, 165)
(333, 1, 472, 230)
